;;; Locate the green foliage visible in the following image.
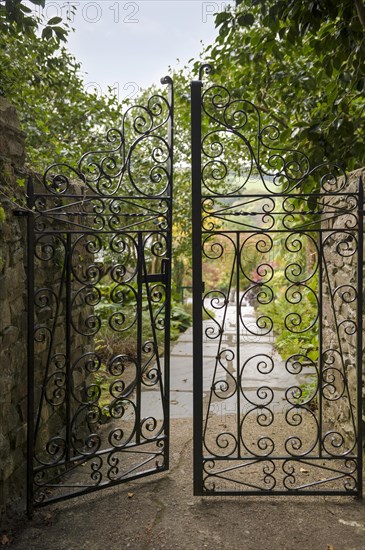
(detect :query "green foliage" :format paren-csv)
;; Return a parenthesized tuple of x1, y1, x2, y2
(170, 303, 192, 335)
(293, 377, 318, 410)
(257, 268, 319, 360)
(0, 30, 122, 172)
(0, 0, 69, 43)
(197, 0, 365, 171)
(91, 289, 191, 420)
(94, 281, 192, 365)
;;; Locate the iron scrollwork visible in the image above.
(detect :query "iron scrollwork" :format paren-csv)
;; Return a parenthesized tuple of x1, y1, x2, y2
(193, 65, 362, 496)
(28, 77, 173, 511)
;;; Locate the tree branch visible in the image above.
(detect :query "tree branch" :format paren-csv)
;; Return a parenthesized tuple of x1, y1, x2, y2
(354, 0, 365, 30)
(258, 100, 290, 129)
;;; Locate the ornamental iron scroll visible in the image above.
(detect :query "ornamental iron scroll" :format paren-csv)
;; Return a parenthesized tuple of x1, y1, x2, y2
(192, 65, 363, 497)
(27, 77, 173, 515)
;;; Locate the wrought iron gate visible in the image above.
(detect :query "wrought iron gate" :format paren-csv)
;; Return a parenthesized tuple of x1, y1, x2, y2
(27, 78, 173, 514)
(191, 66, 363, 496)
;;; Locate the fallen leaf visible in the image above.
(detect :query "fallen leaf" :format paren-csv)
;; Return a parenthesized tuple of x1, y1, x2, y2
(42, 511, 54, 525)
(128, 492, 134, 499)
(327, 545, 337, 550)
(0, 534, 10, 546)
(300, 467, 309, 474)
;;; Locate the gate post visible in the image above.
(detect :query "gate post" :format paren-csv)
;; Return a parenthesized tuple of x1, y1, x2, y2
(26, 176, 35, 518)
(357, 176, 363, 498)
(191, 76, 203, 496)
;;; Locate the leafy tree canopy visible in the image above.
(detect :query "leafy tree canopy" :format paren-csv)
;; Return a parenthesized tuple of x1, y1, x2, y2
(197, 0, 365, 171)
(1, 30, 123, 172)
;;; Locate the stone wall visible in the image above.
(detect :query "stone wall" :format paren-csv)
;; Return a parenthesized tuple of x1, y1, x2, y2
(322, 168, 365, 454)
(0, 98, 29, 517)
(0, 98, 93, 517)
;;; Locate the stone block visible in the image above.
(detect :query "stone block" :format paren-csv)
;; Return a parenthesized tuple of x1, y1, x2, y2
(0, 98, 25, 168)
(13, 424, 27, 449)
(6, 343, 26, 380)
(0, 300, 11, 332)
(0, 374, 12, 404)
(9, 295, 25, 319)
(0, 433, 10, 459)
(0, 349, 10, 373)
(0, 403, 19, 434)
(1, 325, 20, 348)
(17, 397, 27, 423)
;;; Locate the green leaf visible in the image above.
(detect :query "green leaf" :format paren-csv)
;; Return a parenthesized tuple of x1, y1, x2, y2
(53, 26, 67, 41)
(237, 13, 255, 27)
(28, 0, 46, 6)
(47, 16, 62, 26)
(41, 26, 53, 40)
(215, 12, 230, 26)
(325, 61, 333, 78)
(19, 5, 33, 13)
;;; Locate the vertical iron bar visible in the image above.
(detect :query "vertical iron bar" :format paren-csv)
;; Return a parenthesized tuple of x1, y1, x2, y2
(26, 176, 35, 518)
(65, 233, 72, 463)
(236, 232, 241, 457)
(163, 77, 174, 469)
(191, 78, 203, 496)
(136, 232, 143, 445)
(357, 177, 363, 498)
(318, 229, 323, 458)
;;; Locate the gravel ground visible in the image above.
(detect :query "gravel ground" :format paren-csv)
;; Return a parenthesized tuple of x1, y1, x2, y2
(2, 418, 365, 550)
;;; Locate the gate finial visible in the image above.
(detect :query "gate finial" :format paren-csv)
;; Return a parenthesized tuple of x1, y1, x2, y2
(198, 64, 212, 81)
(161, 75, 173, 86)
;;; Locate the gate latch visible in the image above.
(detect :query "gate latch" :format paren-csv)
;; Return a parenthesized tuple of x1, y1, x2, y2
(142, 273, 168, 284)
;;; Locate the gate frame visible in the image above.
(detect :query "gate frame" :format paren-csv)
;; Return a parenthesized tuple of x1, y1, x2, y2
(26, 77, 174, 516)
(191, 65, 364, 498)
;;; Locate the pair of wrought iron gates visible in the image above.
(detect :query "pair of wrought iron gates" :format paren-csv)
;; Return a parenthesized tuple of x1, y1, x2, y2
(191, 66, 363, 497)
(27, 67, 363, 514)
(27, 78, 173, 514)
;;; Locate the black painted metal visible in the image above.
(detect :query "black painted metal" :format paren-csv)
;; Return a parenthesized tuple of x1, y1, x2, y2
(191, 65, 363, 496)
(27, 78, 173, 515)
(191, 77, 204, 496)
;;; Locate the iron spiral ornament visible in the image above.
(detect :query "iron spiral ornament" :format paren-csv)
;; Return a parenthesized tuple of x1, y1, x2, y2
(192, 65, 362, 496)
(27, 77, 173, 512)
